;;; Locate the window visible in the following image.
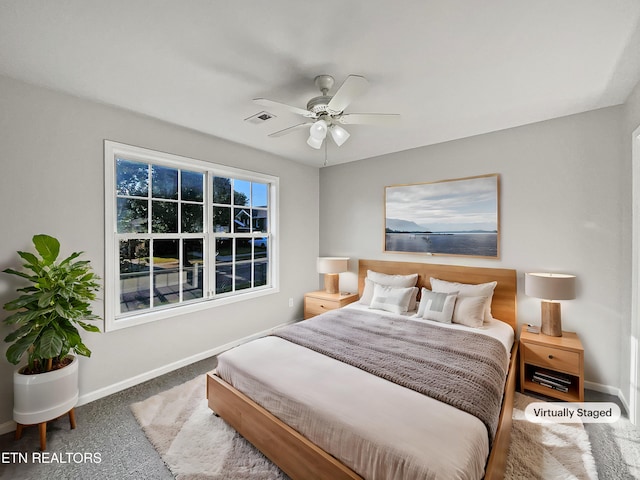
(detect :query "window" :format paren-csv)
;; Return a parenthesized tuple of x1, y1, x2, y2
(104, 141, 278, 330)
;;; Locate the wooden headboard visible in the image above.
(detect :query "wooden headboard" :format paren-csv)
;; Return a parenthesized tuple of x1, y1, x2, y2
(358, 259, 518, 331)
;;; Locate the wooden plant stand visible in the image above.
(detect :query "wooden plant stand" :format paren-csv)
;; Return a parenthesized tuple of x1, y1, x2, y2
(15, 407, 76, 451)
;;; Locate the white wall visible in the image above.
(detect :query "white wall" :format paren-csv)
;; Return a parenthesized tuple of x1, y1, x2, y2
(320, 106, 626, 393)
(0, 75, 320, 427)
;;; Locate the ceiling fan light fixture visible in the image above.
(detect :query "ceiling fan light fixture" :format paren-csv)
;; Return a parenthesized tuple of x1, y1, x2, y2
(307, 136, 323, 149)
(330, 125, 350, 146)
(309, 119, 328, 140)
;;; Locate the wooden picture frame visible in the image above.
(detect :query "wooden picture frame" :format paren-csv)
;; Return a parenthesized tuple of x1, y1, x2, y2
(384, 174, 500, 258)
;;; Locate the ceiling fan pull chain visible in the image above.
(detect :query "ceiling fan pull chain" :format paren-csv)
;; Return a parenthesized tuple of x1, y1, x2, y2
(324, 138, 328, 167)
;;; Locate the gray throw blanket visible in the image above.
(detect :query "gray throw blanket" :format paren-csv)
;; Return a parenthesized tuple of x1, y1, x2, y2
(272, 308, 508, 445)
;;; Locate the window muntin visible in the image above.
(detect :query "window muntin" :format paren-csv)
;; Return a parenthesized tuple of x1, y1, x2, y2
(105, 141, 278, 330)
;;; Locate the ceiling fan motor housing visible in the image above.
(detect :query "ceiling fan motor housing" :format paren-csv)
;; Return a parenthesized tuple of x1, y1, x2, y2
(306, 95, 338, 115)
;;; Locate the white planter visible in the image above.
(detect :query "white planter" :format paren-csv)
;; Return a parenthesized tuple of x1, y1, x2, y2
(13, 356, 79, 425)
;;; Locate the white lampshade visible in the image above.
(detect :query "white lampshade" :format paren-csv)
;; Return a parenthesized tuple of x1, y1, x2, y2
(307, 136, 323, 149)
(329, 125, 350, 146)
(317, 257, 349, 274)
(309, 119, 328, 140)
(525, 273, 576, 300)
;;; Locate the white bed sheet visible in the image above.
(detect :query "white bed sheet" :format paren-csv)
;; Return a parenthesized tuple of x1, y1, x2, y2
(215, 308, 514, 480)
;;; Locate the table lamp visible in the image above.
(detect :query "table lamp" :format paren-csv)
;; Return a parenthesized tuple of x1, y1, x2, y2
(525, 272, 576, 337)
(317, 257, 349, 294)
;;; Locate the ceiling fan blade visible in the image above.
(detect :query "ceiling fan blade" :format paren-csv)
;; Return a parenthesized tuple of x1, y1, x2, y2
(253, 98, 315, 118)
(338, 113, 401, 126)
(267, 123, 311, 138)
(326, 75, 369, 113)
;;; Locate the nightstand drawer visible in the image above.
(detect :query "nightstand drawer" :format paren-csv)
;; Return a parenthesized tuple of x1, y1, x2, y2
(304, 296, 336, 317)
(523, 343, 580, 375)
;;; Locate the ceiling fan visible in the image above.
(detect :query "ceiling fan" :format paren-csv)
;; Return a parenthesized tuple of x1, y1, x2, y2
(254, 74, 400, 149)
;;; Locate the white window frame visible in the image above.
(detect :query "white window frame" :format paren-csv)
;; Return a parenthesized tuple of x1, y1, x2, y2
(104, 141, 279, 331)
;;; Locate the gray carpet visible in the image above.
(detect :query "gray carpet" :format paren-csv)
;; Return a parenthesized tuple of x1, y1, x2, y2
(0, 355, 637, 480)
(583, 390, 640, 479)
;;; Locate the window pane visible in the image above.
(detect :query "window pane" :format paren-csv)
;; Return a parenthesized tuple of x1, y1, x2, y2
(213, 177, 231, 204)
(252, 209, 268, 233)
(235, 262, 251, 291)
(235, 238, 252, 263)
(182, 204, 203, 233)
(181, 170, 203, 202)
(215, 238, 232, 294)
(152, 201, 178, 233)
(119, 239, 150, 312)
(234, 208, 251, 233)
(152, 165, 178, 199)
(254, 237, 268, 259)
(234, 179, 251, 206)
(116, 159, 148, 197)
(213, 206, 230, 233)
(117, 198, 148, 233)
(216, 237, 232, 262)
(254, 261, 268, 287)
(216, 264, 233, 294)
(152, 240, 180, 306)
(184, 239, 204, 301)
(252, 182, 268, 208)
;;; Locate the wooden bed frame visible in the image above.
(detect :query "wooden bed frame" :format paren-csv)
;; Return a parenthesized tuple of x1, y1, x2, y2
(207, 259, 518, 480)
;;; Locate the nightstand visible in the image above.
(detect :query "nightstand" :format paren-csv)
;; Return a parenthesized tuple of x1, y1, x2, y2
(303, 291, 359, 319)
(519, 325, 584, 401)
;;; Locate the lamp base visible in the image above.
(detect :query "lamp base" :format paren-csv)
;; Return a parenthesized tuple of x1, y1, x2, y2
(324, 273, 339, 294)
(541, 301, 562, 337)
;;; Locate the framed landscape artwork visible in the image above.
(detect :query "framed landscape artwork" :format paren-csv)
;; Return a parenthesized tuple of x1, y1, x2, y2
(384, 174, 500, 258)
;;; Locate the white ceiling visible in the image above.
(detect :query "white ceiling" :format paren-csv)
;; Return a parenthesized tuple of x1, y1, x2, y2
(1, 1, 640, 167)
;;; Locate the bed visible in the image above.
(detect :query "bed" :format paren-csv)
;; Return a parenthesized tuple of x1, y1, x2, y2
(207, 259, 518, 480)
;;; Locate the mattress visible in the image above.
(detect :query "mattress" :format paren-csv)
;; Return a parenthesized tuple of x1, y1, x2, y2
(215, 306, 514, 480)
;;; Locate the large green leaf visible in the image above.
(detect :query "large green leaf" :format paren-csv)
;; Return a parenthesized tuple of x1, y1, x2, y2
(4, 294, 38, 311)
(59, 251, 82, 267)
(37, 291, 55, 308)
(37, 327, 64, 359)
(4, 323, 36, 343)
(3, 308, 51, 326)
(56, 320, 82, 348)
(5, 330, 40, 364)
(32, 234, 60, 265)
(3, 267, 37, 282)
(76, 319, 101, 332)
(73, 342, 91, 357)
(17, 251, 42, 272)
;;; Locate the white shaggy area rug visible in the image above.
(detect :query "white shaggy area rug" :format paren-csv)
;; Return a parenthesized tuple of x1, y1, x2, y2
(506, 393, 598, 479)
(131, 375, 598, 480)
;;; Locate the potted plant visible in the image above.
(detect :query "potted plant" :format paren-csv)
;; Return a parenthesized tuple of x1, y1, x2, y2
(3, 234, 101, 428)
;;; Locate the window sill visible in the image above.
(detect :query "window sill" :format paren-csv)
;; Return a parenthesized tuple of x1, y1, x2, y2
(105, 286, 279, 331)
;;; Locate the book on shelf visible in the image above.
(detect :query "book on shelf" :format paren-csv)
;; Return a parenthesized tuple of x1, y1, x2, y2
(531, 377, 569, 393)
(532, 368, 572, 386)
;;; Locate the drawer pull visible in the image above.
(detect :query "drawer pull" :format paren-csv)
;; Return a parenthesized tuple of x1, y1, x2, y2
(548, 355, 554, 359)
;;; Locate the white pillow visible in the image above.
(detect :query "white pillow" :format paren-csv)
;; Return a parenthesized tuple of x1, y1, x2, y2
(415, 288, 457, 324)
(430, 277, 497, 322)
(367, 270, 418, 287)
(369, 284, 415, 314)
(361, 271, 419, 310)
(451, 296, 487, 328)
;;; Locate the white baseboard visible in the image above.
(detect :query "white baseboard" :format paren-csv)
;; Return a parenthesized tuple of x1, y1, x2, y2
(0, 320, 296, 436)
(0, 419, 15, 436)
(584, 380, 630, 414)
